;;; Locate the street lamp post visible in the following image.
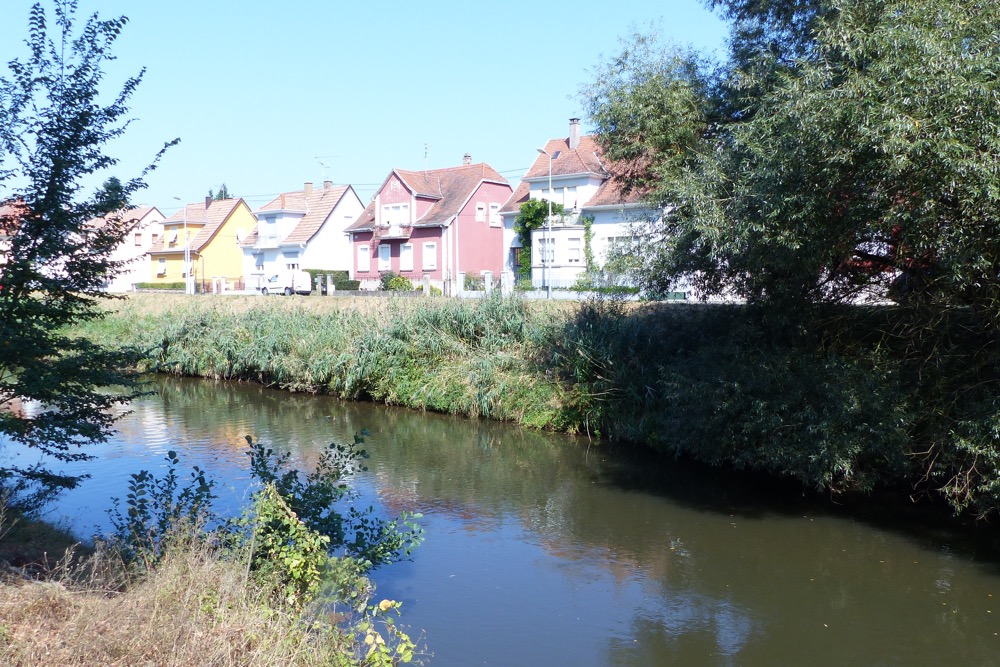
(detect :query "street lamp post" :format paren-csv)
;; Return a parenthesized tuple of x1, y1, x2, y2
(173, 197, 192, 295)
(536, 147, 553, 299)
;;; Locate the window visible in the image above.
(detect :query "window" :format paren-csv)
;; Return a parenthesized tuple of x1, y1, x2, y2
(400, 243, 413, 271)
(537, 237, 554, 264)
(566, 186, 577, 209)
(151, 233, 159, 245)
(568, 237, 581, 263)
(286, 263, 299, 270)
(134, 232, 142, 247)
(157, 257, 166, 275)
(378, 244, 391, 271)
(358, 245, 371, 272)
(381, 203, 409, 227)
(255, 258, 264, 271)
(168, 230, 179, 244)
(489, 203, 501, 227)
(422, 242, 437, 271)
(475, 202, 486, 222)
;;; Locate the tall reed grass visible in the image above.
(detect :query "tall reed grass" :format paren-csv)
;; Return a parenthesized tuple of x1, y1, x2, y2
(80, 294, 577, 431)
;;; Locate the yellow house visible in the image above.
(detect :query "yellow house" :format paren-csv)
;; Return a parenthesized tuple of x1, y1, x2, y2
(147, 197, 255, 290)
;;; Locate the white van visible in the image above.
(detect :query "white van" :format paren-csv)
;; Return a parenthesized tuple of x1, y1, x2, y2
(259, 270, 312, 296)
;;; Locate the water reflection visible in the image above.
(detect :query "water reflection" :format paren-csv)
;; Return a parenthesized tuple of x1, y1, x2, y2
(30, 376, 1000, 666)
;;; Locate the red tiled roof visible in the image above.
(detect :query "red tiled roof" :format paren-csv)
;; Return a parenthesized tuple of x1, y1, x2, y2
(0, 199, 27, 236)
(502, 132, 646, 213)
(243, 184, 354, 246)
(524, 135, 605, 180)
(498, 181, 530, 215)
(85, 206, 161, 230)
(346, 163, 509, 232)
(148, 198, 243, 254)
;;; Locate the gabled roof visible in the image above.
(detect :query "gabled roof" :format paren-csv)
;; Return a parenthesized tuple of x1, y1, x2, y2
(346, 163, 509, 233)
(85, 205, 163, 231)
(524, 135, 605, 180)
(148, 198, 245, 254)
(243, 184, 355, 247)
(500, 131, 646, 215)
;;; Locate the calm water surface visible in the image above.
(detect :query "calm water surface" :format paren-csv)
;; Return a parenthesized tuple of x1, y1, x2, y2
(21, 376, 1000, 666)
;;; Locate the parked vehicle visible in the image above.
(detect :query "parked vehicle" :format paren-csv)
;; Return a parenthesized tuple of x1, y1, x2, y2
(259, 270, 312, 296)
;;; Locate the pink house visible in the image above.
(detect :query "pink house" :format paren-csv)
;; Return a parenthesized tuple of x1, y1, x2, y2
(346, 156, 512, 292)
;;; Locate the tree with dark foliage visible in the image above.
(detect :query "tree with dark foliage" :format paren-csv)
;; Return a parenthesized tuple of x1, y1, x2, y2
(0, 1, 176, 510)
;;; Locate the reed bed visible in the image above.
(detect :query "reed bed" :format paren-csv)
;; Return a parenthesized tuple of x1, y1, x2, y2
(81, 293, 578, 431)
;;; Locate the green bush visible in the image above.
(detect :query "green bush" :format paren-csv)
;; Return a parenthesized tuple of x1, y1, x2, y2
(380, 272, 413, 291)
(333, 280, 361, 291)
(304, 269, 349, 285)
(135, 282, 185, 290)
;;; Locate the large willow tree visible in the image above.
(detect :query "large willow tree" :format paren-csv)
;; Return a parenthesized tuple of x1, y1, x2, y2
(0, 1, 174, 509)
(584, 1, 1000, 515)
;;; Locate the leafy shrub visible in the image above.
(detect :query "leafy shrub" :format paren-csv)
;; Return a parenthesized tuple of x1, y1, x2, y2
(135, 282, 186, 290)
(380, 272, 413, 291)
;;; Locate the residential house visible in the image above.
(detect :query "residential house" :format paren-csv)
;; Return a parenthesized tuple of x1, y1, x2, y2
(0, 200, 25, 271)
(499, 118, 661, 290)
(346, 156, 512, 292)
(146, 197, 255, 291)
(88, 206, 165, 292)
(241, 181, 364, 291)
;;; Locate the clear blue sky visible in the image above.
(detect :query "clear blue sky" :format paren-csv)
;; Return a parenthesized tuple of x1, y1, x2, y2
(0, 1, 729, 214)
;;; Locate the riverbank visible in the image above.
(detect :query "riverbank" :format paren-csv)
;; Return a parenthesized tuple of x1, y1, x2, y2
(73, 292, 1000, 519)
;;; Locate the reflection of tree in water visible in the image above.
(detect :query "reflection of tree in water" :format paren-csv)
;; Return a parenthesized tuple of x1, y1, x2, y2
(149, 377, 1000, 666)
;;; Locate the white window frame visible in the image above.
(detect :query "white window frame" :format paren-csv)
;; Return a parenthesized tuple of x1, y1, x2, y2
(568, 237, 581, 263)
(381, 203, 409, 227)
(537, 237, 555, 264)
(358, 244, 371, 272)
(422, 242, 437, 271)
(489, 203, 501, 227)
(475, 202, 486, 222)
(157, 257, 166, 275)
(400, 243, 414, 272)
(378, 244, 391, 271)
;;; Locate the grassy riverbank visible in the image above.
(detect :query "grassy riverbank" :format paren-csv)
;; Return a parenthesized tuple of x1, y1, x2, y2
(0, 534, 364, 666)
(72, 293, 1000, 519)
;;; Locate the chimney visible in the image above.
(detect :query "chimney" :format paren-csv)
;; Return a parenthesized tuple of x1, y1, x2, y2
(569, 118, 581, 150)
(205, 196, 212, 209)
(462, 153, 472, 165)
(304, 181, 313, 195)
(323, 180, 333, 191)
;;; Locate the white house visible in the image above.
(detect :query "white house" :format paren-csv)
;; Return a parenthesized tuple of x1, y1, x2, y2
(90, 206, 165, 292)
(241, 181, 364, 291)
(499, 118, 663, 291)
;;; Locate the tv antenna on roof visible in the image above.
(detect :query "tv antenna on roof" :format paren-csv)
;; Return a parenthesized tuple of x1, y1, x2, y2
(315, 155, 339, 181)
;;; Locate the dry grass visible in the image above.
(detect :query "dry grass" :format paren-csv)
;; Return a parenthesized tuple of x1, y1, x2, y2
(0, 540, 358, 666)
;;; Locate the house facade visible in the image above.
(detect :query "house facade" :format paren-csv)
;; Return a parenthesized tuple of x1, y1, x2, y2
(90, 206, 165, 292)
(346, 157, 512, 292)
(146, 197, 255, 291)
(499, 118, 658, 289)
(241, 181, 364, 291)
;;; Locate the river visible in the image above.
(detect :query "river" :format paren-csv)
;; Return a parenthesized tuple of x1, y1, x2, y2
(16, 376, 1000, 666)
